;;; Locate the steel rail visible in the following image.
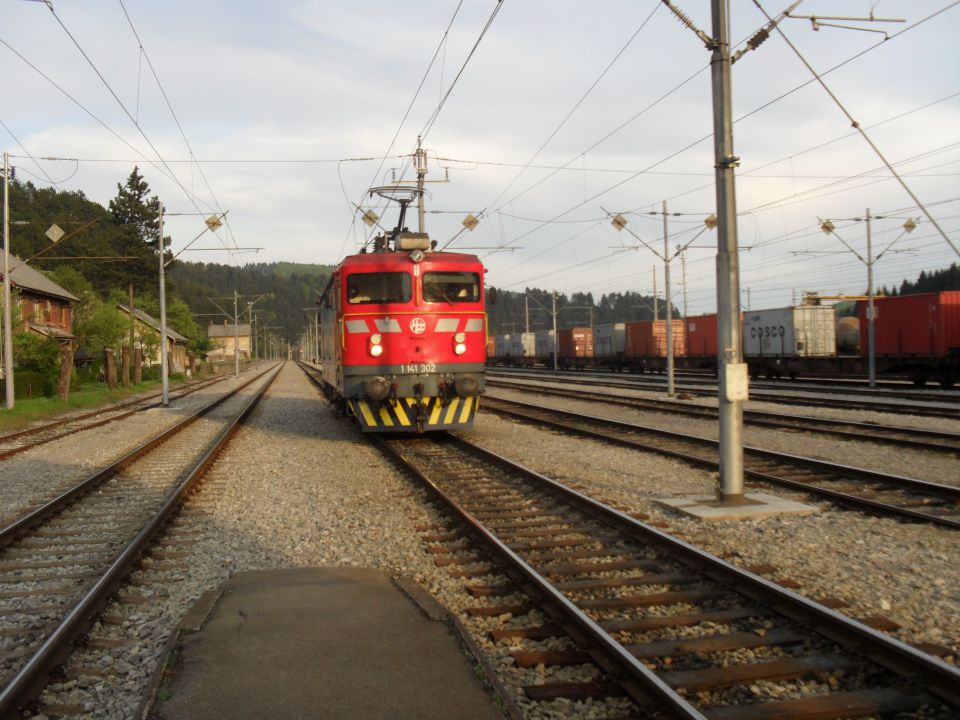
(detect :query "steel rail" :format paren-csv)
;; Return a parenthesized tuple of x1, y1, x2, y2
(0, 363, 282, 716)
(488, 369, 960, 418)
(448, 434, 960, 708)
(488, 379, 960, 453)
(375, 435, 709, 720)
(0, 363, 276, 545)
(0, 371, 239, 461)
(483, 396, 960, 530)
(380, 432, 960, 715)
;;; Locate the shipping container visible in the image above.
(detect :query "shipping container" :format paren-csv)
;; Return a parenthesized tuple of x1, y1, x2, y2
(624, 320, 687, 358)
(534, 329, 556, 358)
(859, 291, 960, 357)
(485, 336, 495, 358)
(743, 305, 835, 358)
(594, 323, 626, 358)
(494, 334, 511, 358)
(557, 327, 594, 358)
(685, 313, 718, 357)
(519, 332, 536, 358)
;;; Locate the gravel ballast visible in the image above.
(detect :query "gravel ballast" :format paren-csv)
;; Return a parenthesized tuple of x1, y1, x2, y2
(9, 363, 958, 718)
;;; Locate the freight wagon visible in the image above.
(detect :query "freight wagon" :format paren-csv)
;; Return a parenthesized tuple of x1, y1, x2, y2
(858, 291, 960, 386)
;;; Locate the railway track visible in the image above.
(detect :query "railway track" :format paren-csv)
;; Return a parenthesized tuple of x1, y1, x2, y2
(488, 370, 960, 419)
(488, 378, 960, 455)
(379, 432, 960, 719)
(0, 370, 246, 461)
(482, 396, 960, 530)
(0, 363, 281, 716)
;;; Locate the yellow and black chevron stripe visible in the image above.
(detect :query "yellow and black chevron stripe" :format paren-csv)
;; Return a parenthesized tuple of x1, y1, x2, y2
(348, 396, 479, 432)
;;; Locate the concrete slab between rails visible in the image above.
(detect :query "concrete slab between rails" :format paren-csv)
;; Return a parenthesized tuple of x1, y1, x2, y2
(655, 492, 820, 521)
(142, 567, 509, 720)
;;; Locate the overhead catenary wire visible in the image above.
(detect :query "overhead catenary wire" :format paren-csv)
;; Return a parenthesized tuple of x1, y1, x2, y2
(41, 3, 240, 261)
(479, 2, 958, 258)
(0, 118, 67, 186)
(339, 0, 467, 259)
(115, 0, 237, 255)
(752, 0, 960, 257)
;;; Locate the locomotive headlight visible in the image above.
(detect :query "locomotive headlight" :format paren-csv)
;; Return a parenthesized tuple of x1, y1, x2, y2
(369, 333, 383, 357)
(454, 342, 467, 355)
(370, 333, 382, 345)
(454, 332, 466, 343)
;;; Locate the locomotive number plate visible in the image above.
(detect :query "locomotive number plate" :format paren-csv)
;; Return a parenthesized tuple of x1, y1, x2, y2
(400, 363, 437, 374)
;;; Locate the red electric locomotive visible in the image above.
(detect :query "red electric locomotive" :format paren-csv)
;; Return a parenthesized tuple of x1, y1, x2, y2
(317, 197, 488, 432)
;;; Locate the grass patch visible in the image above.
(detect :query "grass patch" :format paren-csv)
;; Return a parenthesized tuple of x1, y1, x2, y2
(0, 379, 167, 434)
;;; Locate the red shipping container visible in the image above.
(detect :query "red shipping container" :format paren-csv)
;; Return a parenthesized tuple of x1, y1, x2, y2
(685, 313, 718, 357)
(557, 327, 594, 358)
(625, 320, 687, 358)
(859, 291, 960, 357)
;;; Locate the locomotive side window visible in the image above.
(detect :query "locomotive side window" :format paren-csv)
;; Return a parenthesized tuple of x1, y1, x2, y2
(346, 272, 412, 304)
(423, 272, 480, 303)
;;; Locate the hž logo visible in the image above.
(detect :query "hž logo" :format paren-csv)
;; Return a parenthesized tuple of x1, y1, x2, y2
(409, 317, 427, 334)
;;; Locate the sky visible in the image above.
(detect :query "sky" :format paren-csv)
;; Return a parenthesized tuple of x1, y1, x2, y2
(2, 0, 959, 319)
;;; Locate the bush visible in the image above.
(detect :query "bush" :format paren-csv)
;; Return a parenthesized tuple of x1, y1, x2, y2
(3, 370, 56, 398)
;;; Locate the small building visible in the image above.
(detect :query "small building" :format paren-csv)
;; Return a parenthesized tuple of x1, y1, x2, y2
(116, 304, 189, 373)
(4, 254, 78, 345)
(207, 320, 251, 361)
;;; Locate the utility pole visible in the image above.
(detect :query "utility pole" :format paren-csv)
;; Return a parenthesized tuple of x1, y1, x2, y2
(652, 266, 658, 320)
(158, 202, 170, 407)
(233, 290, 240, 378)
(813, 211, 917, 388)
(524, 294, 530, 334)
(679, 243, 689, 357)
(2, 152, 12, 410)
(551, 291, 558, 371)
(415, 136, 427, 234)
(711, 0, 747, 502)
(128, 282, 135, 369)
(663, 201, 674, 397)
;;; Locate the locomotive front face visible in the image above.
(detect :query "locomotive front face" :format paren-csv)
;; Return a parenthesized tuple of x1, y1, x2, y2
(337, 254, 486, 432)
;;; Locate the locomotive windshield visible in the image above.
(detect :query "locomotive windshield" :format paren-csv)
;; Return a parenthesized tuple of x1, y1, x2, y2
(423, 272, 480, 304)
(346, 272, 412, 304)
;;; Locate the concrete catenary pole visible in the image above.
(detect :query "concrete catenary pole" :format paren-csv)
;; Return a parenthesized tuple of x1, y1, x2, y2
(663, 201, 675, 397)
(416, 136, 427, 234)
(551, 291, 558, 371)
(865, 209, 876, 389)
(711, 0, 747, 502)
(158, 202, 170, 407)
(3, 153, 14, 410)
(2, 152, 13, 409)
(233, 290, 240, 378)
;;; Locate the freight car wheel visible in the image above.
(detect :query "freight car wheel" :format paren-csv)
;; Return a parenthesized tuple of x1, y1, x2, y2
(912, 373, 929, 387)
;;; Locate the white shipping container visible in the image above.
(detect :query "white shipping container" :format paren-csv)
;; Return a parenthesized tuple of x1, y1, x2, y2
(743, 306, 836, 357)
(520, 332, 536, 358)
(594, 323, 625, 358)
(534, 329, 556, 358)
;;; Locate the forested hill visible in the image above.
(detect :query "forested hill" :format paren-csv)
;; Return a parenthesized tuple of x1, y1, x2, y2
(170, 262, 333, 339)
(881, 263, 959, 296)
